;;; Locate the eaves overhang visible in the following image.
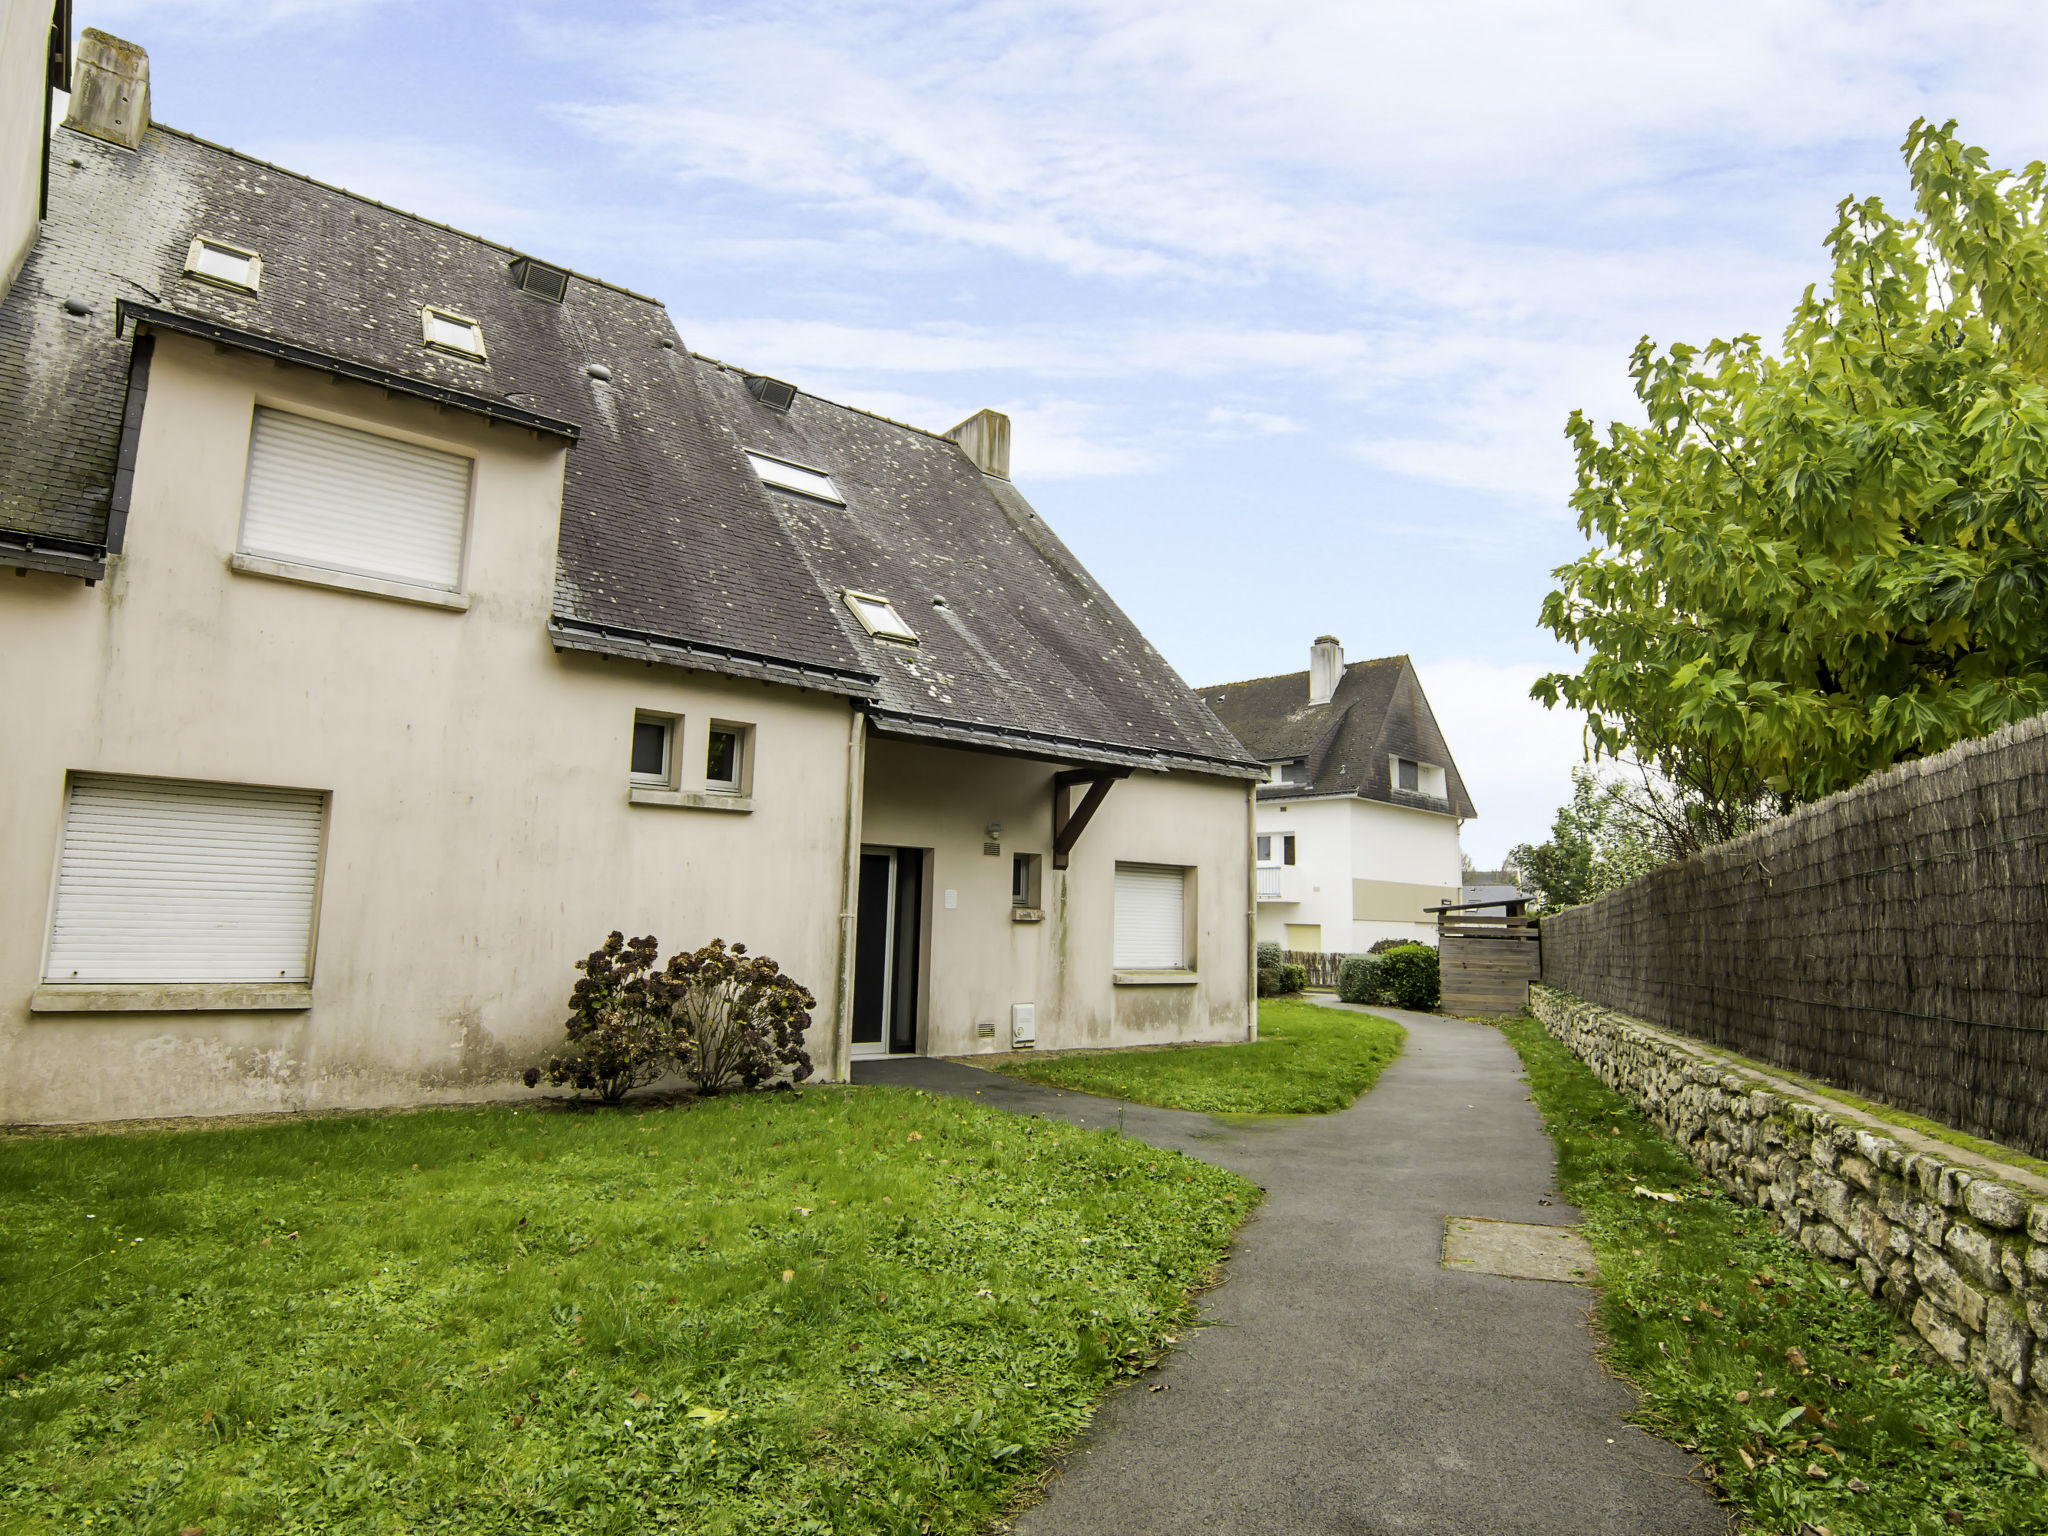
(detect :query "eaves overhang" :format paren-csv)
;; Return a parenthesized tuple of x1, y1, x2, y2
(0, 528, 106, 581)
(117, 302, 583, 442)
(547, 616, 878, 697)
(867, 707, 1266, 780)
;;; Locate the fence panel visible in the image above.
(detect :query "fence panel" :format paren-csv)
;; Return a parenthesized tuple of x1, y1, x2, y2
(1541, 713, 2048, 1158)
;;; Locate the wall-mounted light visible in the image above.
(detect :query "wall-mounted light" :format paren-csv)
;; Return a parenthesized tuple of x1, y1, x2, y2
(986, 821, 1003, 841)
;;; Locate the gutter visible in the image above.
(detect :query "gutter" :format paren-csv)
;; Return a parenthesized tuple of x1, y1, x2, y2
(546, 617, 877, 696)
(117, 302, 581, 441)
(1, 529, 105, 581)
(866, 708, 1265, 780)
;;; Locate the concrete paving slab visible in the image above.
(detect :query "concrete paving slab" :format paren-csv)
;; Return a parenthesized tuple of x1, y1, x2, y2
(1443, 1215, 1599, 1283)
(853, 1006, 1729, 1535)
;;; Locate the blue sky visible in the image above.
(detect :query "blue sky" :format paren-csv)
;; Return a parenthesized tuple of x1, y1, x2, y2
(82, 0, 2048, 860)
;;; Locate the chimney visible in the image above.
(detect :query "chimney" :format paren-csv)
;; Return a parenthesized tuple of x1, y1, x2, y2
(63, 30, 150, 151)
(1309, 635, 1344, 707)
(944, 409, 1010, 480)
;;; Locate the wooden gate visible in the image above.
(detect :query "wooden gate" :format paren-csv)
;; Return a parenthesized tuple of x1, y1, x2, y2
(1432, 899, 1541, 1015)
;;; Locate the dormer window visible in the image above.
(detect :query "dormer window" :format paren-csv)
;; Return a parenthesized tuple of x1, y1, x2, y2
(842, 589, 917, 644)
(745, 451, 842, 503)
(1393, 756, 1447, 798)
(183, 236, 261, 295)
(1266, 760, 1307, 785)
(421, 306, 487, 360)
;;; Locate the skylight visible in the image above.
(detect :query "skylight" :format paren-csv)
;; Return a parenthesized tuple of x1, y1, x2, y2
(183, 236, 261, 294)
(745, 451, 842, 503)
(843, 589, 918, 644)
(421, 306, 487, 360)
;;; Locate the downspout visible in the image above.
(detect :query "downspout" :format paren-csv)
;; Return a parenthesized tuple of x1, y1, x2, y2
(828, 704, 869, 1082)
(1245, 778, 1258, 1041)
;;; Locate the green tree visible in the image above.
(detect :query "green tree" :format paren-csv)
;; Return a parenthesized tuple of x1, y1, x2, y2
(1536, 120, 2048, 832)
(1509, 768, 1660, 912)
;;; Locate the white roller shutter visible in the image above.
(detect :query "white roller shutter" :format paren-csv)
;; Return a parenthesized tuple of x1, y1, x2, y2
(239, 408, 472, 590)
(44, 776, 325, 984)
(1114, 862, 1186, 970)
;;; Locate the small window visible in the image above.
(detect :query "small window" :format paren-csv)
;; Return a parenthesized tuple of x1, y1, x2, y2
(1256, 834, 1272, 861)
(421, 306, 487, 360)
(842, 589, 918, 644)
(1396, 757, 1419, 792)
(744, 451, 842, 503)
(1012, 852, 1041, 908)
(183, 236, 261, 294)
(630, 713, 676, 788)
(510, 257, 568, 303)
(706, 723, 748, 792)
(1283, 835, 1296, 866)
(1114, 863, 1187, 971)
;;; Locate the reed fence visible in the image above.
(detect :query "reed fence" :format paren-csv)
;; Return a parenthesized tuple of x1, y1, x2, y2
(1282, 950, 1349, 990)
(1541, 711, 2048, 1159)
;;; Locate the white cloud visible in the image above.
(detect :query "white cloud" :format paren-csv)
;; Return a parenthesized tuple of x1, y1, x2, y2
(1206, 405, 1302, 437)
(82, 0, 395, 33)
(1412, 654, 1591, 866)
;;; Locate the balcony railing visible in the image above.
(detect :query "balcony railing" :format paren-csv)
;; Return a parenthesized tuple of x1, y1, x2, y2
(1256, 865, 1302, 903)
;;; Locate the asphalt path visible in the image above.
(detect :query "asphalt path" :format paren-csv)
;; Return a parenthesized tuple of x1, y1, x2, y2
(854, 1003, 1728, 1536)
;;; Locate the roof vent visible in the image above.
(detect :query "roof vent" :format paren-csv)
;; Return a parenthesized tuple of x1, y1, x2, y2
(745, 374, 797, 412)
(510, 257, 568, 303)
(64, 30, 150, 151)
(944, 409, 1010, 479)
(585, 363, 612, 382)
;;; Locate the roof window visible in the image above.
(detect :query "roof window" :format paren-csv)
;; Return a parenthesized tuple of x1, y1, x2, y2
(842, 589, 918, 645)
(421, 306, 487, 361)
(745, 374, 797, 411)
(510, 257, 568, 303)
(745, 451, 842, 503)
(183, 236, 261, 295)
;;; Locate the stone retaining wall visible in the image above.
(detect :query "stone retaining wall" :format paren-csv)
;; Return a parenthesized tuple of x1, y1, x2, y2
(1531, 984, 2048, 1455)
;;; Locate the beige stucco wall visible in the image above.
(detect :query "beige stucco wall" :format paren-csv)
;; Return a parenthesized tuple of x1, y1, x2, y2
(0, 333, 855, 1123)
(858, 736, 1254, 1057)
(0, 0, 50, 303)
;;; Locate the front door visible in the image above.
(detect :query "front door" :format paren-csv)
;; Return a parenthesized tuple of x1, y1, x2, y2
(851, 847, 923, 1056)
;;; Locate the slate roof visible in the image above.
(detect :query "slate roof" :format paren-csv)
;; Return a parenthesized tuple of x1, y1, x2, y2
(0, 117, 1254, 777)
(1196, 655, 1479, 818)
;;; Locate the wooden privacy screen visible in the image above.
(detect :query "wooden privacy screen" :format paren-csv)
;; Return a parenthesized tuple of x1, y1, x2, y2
(1437, 902, 1541, 1015)
(1540, 711, 2048, 1160)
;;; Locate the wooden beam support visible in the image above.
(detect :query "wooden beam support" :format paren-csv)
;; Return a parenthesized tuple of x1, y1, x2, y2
(1052, 767, 1129, 869)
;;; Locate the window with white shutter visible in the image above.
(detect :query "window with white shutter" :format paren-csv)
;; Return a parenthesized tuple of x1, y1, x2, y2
(1113, 862, 1187, 970)
(43, 775, 325, 985)
(239, 408, 473, 591)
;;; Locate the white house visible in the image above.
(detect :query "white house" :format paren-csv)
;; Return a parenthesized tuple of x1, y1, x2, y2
(0, 21, 1261, 1125)
(1197, 638, 1476, 953)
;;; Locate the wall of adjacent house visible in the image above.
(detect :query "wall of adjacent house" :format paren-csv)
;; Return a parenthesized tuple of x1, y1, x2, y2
(0, 0, 50, 304)
(859, 736, 1253, 1056)
(1253, 795, 1350, 950)
(1348, 798, 1462, 949)
(0, 334, 855, 1123)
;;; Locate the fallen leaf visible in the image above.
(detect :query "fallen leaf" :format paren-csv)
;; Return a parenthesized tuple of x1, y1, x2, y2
(1632, 1186, 1682, 1203)
(1785, 1346, 1809, 1372)
(1805, 1463, 1827, 1480)
(781, 1270, 794, 1284)
(795, 1207, 812, 1217)
(686, 1405, 729, 1425)
(1847, 1478, 1870, 1494)
(907, 1132, 923, 1142)
(1734, 1391, 1750, 1405)
(259, 1236, 271, 1248)
(1737, 1447, 1755, 1470)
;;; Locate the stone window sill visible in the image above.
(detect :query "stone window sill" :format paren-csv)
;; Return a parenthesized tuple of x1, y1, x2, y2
(230, 553, 470, 611)
(30, 982, 314, 1013)
(628, 787, 754, 813)
(1113, 969, 1199, 987)
(1011, 907, 1045, 923)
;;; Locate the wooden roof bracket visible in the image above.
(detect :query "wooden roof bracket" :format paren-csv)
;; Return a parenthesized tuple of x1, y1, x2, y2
(1052, 767, 1130, 869)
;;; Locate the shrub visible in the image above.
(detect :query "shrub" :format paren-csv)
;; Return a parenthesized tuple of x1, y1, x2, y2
(1366, 936, 1413, 955)
(523, 931, 677, 1102)
(1256, 941, 1283, 968)
(666, 938, 817, 1092)
(523, 932, 816, 1101)
(1276, 961, 1308, 994)
(1337, 953, 1384, 1004)
(1377, 943, 1441, 1010)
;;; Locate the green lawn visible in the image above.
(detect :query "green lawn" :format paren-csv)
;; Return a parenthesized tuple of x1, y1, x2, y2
(0, 1087, 1256, 1535)
(987, 999, 1405, 1115)
(1497, 1013, 2048, 1536)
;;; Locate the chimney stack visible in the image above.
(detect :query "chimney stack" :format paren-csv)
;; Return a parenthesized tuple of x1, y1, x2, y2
(1309, 635, 1344, 707)
(944, 409, 1011, 480)
(64, 30, 150, 151)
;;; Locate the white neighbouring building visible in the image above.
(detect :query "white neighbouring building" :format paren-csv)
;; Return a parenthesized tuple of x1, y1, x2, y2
(1197, 638, 1476, 954)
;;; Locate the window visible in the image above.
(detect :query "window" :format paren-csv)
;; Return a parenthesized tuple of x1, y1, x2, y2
(183, 236, 261, 294)
(706, 723, 746, 792)
(238, 408, 473, 592)
(1396, 757, 1419, 791)
(842, 589, 918, 644)
(631, 713, 676, 788)
(1113, 863, 1186, 970)
(1012, 852, 1042, 908)
(1256, 834, 1272, 861)
(1282, 835, 1296, 865)
(744, 451, 842, 502)
(43, 774, 324, 984)
(510, 257, 568, 302)
(421, 306, 487, 360)
(1392, 757, 1448, 798)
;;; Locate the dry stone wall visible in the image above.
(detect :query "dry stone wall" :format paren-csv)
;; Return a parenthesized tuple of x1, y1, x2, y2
(1532, 983, 2048, 1455)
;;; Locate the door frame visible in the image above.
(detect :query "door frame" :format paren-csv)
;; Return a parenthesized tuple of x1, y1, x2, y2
(850, 843, 927, 1058)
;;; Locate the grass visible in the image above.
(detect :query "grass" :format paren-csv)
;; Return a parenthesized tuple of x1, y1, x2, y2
(1495, 1012, 2048, 1536)
(985, 998, 1404, 1116)
(0, 1086, 1257, 1535)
